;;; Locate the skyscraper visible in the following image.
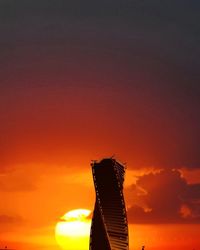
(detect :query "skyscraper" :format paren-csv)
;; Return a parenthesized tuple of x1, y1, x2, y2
(90, 158, 129, 250)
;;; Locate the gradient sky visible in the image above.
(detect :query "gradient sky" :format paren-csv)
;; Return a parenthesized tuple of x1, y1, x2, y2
(0, 1, 200, 250)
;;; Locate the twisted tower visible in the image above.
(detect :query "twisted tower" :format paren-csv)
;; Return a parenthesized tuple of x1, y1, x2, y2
(90, 158, 129, 250)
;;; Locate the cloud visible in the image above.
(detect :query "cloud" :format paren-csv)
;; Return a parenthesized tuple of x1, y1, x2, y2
(0, 215, 23, 224)
(0, 213, 25, 235)
(0, 214, 24, 233)
(126, 169, 200, 224)
(0, 166, 38, 192)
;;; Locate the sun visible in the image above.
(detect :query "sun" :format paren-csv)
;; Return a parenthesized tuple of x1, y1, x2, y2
(55, 209, 92, 250)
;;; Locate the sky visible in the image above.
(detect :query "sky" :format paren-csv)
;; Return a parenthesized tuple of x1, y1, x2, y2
(0, 0, 200, 250)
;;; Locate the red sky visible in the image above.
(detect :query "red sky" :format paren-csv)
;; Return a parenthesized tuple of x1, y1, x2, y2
(1, 1, 200, 249)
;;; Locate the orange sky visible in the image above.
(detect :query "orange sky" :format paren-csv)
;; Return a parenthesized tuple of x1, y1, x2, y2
(1, 163, 200, 250)
(1, 1, 200, 249)
(1, 86, 200, 249)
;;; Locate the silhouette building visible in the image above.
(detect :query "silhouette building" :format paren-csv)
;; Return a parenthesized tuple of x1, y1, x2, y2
(90, 158, 129, 250)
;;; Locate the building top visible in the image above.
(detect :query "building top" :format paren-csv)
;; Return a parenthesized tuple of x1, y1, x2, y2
(91, 158, 126, 169)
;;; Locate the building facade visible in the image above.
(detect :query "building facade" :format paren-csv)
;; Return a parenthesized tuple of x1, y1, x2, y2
(90, 158, 129, 250)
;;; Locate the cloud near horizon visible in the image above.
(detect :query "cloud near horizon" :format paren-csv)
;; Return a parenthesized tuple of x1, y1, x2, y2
(126, 169, 200, 224)
(0, 214, 24, 234)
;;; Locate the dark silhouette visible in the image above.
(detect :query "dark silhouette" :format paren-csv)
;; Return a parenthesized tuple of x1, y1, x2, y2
(89, 158, 129, 250)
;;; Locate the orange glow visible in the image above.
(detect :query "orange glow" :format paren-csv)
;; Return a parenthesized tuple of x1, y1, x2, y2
(1, 166, 200, 250)
(55, 209, 91, 250)
(1, 1, 200, 249)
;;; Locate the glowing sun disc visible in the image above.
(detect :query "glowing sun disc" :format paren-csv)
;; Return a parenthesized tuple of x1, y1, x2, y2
(55, 209, 92, 250)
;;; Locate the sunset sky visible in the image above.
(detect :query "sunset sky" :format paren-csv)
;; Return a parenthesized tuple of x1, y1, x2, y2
(0, 1, 200, 250)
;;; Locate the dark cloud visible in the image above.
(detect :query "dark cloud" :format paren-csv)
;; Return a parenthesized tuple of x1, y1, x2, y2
(127, 169, 200, 224)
